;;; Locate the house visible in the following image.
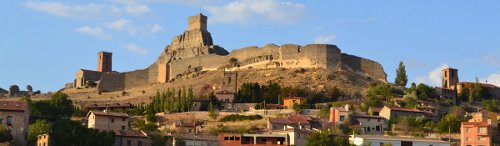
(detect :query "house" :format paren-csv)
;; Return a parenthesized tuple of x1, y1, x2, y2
(461, 111, 493, 146)
(175, 134, 218, 146)
(173, 121, 200, 134)
(37, 133, 50, 146)
(283, 97, 304, 109)
(351, 114, 387, 135)
(268, 114, 313, 131)
(270, 126, 316, 146)
(113, 130, 151, 146)
(87, 110, 129, 131)
(379, 106, 437, 121)
(218, 133, 288, 146)
(349, 135, 450, 146)
(329, 105, 351, 124)
(0, 101, 29, 146)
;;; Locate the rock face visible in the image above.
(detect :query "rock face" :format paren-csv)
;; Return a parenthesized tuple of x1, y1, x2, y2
(9, 85, 20, 96)
(87, 13, 387, 92)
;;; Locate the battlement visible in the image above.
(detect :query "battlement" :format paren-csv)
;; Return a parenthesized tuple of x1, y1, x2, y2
(188, 13, 207, 31)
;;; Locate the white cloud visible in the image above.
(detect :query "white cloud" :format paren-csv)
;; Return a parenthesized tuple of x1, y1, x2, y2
(314, 35, 336, 44)
(482, 74, 500, 87)
(106, 19, 130, 30)
(126, 44, 149, 55)
(125, 4, 150, 15)
(206, 0, 305, 24)
(414, 64, 448, 86)
(24, 1, 118, 19)
(150, 24, 162, 33)
(76, 26, 112, 39)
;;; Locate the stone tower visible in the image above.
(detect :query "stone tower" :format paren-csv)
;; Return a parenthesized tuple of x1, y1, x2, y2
(442, 68, 458, 89)
(97, 51, 112, 72)
(188, 13, 207, 31)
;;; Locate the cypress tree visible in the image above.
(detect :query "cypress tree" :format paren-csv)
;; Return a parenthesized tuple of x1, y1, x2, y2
(395, 61, 408, 87)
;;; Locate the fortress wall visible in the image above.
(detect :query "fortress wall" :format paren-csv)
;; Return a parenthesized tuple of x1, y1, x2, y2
(341, 53, 387, 81)
(123, 68, 150, 89)
(169, 54, 227, 79)
(97, 72, 125, 92)
(148, 64, 159, 83)
(229, 44, 280, 62)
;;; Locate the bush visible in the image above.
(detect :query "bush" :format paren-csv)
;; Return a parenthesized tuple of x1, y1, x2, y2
(219, 114, 263, 122)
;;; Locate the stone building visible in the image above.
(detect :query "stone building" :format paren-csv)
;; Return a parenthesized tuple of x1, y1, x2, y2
(70, 13, 387, 92)
(113, 130, 150, 146)
(379, 106, 437, 121)
(0, 101, 29, 146)
(441, 67, 500, 99)
(329, 105, 351, 124)
(86, 110, 129, 131)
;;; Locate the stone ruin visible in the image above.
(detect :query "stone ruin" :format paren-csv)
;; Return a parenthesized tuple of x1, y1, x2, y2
(72, 13, 387, 92)
(2, 85, 40, 97)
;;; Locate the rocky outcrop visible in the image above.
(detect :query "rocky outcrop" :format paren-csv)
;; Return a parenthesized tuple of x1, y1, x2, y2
(341, 53, 387, 82)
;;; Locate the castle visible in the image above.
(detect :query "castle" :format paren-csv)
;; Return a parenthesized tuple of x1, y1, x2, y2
(72, 13, 387, 92)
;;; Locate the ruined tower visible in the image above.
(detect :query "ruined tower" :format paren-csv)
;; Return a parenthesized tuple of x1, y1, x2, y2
(97, 51, 112, 72)
(442, 68, 458, 89)
(188, 13, 207, 31)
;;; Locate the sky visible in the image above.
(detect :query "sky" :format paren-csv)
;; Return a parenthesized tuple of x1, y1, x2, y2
(1, 0, 500, 92)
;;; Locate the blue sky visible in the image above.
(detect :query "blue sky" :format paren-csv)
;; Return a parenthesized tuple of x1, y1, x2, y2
(1, 0, 500, 92)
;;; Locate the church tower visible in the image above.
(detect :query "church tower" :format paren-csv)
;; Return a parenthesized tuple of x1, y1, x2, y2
(97, 51, 112, 72)
(442, 68, 458, 89)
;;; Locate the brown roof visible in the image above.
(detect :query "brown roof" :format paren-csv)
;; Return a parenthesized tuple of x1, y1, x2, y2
(0, 101, 27, 112)
(283, 97, 304, 100)
(387, 106, 424, 113)
(269, 115, 311, 125)
(114, 130, 148, 138)
(90, 111, 129, 117)
(352, 114, 386, 119)
(87, 103, 133, 109)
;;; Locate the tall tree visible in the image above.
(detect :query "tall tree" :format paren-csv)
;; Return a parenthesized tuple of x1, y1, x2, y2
(187, 86, 194, 112)
(395, 61, 408, 87)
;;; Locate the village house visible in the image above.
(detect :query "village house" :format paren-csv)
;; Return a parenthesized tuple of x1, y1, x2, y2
(173, 121, 201, 135)
(460, 111, 494, 146)
(87, 110, 129, 131)
(329, 105, 352, 124)
(0, 101, 29, 146)
(349, 135, 450, 146)
(268, 114, 314, 131)
(218, 133, 288, 146)
(282, 97, 304, 109)
(37, 133, 50, 146)
(113, 130, 151, 146)
(175, 134, 218, 146)
(379, 106, 437, 121)
(351, 114, 387, 135)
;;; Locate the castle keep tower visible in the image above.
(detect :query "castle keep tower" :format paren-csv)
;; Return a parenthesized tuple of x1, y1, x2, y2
(442, 68, 458, 89)
(188, 13, 207, 31)
(97, 51, 112, 72)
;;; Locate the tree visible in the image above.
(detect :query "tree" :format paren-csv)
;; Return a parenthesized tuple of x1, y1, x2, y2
(415, 83, 434, 100)
(468, 83, 483, 102)
(28, 120, 51, 143)
(187, 86, 194, 112)
(362, 96, 383, 111)
(483, 99, 499, 112)
(208, 103, 218, 120)
(395, 61, 408, 87)
(0, 125, 12, 143)
(366, 83, 393, 100)
(403, 91, 418, 108)
(306, 130, 348, 146)
(229, 57, 238, 65)
(51, 119, 115, 146)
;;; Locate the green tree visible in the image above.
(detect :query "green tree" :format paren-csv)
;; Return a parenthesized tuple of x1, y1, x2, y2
(362, 96, 383, 111)
(403, 91, 418, 108)
(208, 103, 218, 120)
(28, 120, 52, 143)
(366, 83, 393, 100)
(415, 83, 434, 100)
(0, 125, 13, 143)
(468, 83, 483, 102)
(306, 130, 348, 146)
(187, 86, 194, 112)
(395, 61, 408, 87)
(483, 99, 499, 112)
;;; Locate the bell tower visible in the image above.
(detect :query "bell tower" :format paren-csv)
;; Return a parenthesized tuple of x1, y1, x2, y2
(442, 68, 458, 89)
(97, 51, 112, 72)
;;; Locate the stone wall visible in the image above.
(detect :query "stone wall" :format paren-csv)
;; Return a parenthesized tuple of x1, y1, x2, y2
(341, 53, 387, 81)
(97, 72, 125, 92)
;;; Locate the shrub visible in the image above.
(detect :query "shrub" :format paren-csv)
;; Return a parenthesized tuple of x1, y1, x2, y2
(219, 114, 263, 122)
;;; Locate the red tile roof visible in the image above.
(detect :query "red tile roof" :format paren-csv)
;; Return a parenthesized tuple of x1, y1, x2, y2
(91, 111, 129, 117)
(461, 122, 490, 127)
(0, 101, 27, 112)
(387, 107, 423, 113)
(114, 130, 148, 138)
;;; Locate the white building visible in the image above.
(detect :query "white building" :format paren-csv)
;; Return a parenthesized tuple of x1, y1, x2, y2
(349, 135, 450, 146)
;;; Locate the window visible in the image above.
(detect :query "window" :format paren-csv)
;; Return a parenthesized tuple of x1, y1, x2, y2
(339, 115, 345, 121)
(0, 117, 3, 124)
(465, 128, 471, 132)
(478, 127, 487, 134)
(376, 126, 380, 131)
(121, 126, 126, 130)
(111, 118, 114, 123)
(122, 118, 126, 121)
(235, 137, 240, 140)
(478, 137, 485, 141)
(224, 137, 229, 140)
(138, 141, 142, 146)
(366, 127, 370, 132)
(127, 140, 131, 145)
(230, 136, 234, 140)
(466, 137, 472, 141)
(6, 116, 12, 126)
